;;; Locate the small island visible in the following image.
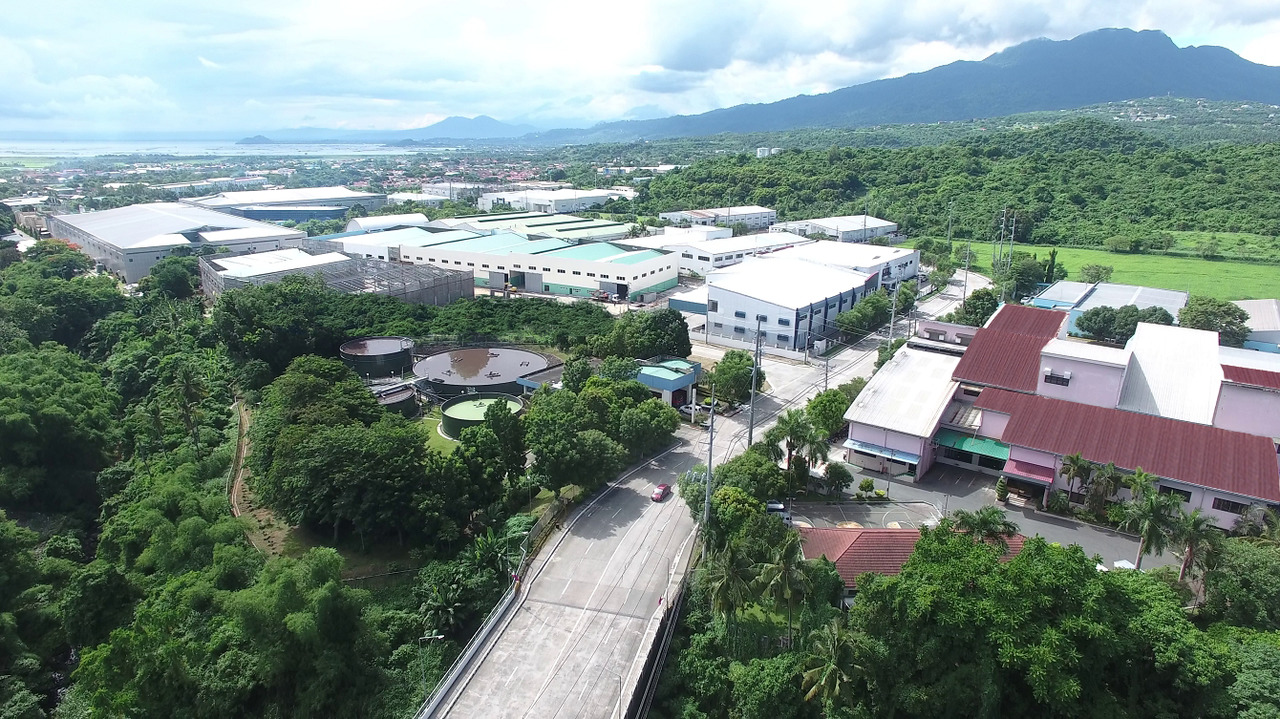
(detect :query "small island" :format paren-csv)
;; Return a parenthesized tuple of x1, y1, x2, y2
(236, 135, 276, 144)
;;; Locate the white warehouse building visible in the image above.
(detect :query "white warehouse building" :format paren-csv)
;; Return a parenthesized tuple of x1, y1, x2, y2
(767, 241, 919, 289)
(658, 205, 777, 231)
(45, 203, 304, 283)
(704, 257, 879, 355)
(618, 230, 816, 276)
(477, 188, 620, 213)
(770, 215, 898, 243)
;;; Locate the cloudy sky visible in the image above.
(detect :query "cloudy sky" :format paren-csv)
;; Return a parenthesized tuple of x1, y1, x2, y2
(3, 0, 1279, 135)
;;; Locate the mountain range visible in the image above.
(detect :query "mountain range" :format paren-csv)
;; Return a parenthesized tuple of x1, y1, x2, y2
(239, 28, 1280, 145)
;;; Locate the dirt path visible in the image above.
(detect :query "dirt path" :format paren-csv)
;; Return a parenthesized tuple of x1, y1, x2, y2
(229, 401, 288, 556)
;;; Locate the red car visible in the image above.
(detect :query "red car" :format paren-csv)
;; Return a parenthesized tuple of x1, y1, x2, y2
(651, 484, 671, 502)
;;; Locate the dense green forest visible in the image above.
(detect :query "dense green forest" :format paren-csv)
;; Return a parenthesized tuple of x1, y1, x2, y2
(0, 242, 687, 717)
(614, 119, 1280, 253)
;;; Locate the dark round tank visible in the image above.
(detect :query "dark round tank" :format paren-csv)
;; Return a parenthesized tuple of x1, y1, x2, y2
(413, 347, 550, 397)
(374, 385, 419, 418)
(339, 336, 414, 378)
(440, 392, 525, 439)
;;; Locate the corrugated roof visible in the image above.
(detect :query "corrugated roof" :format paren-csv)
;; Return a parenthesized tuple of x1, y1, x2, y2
(346, 214, 429, 232)
(935, 428, 1010, 460)
(190, 186, 382, 207)
(845, 347, 960, 438)
(1234, 299, 1280, 332)
(1076, 283, 1189, 314)
(1223, 365, 1280, 391)
(1040, 338, 1130, 366)
(1117, 323, 1221, 424)
(48, 202, 299, 250)
(707, 257, 872, 310)
(1034, 280, 1094, 305)
(211, 248, 351, 278)
(800, 527, 1025, 588)
(768, 240, 917, 272)
(952, 305, 1067, 392)
(975, 388, 1280, 501)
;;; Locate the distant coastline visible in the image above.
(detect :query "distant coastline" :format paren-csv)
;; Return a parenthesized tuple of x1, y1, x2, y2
(0, 139, 456, 158)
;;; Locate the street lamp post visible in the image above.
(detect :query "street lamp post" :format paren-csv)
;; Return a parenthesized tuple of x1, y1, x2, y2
(747, 314, 765, 446)
(418, 632, 445, 697)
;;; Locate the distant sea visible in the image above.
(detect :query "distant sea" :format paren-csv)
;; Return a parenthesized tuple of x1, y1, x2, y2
(0, 140, 455, 158)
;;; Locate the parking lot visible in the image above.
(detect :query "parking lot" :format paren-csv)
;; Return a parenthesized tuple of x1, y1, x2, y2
(791, 500, 940, 530)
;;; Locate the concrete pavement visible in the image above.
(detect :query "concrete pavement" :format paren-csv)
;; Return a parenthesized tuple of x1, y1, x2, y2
(430, 445, 700, 719)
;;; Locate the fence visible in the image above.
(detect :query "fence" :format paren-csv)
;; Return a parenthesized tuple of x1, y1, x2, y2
(626, 545, 698, 719)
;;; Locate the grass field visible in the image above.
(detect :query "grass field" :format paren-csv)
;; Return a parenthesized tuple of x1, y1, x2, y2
(421, 407, 459, 452)
(954, 242, 1280, 300)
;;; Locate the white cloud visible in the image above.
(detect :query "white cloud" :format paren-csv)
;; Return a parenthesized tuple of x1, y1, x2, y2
(0, 0, 1276, 134)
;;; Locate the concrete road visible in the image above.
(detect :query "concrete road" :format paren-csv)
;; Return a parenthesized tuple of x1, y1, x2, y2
(433, 446, 700, 719)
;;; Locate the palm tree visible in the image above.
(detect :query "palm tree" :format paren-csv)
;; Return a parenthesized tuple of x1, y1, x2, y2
(1086, 462, 1123, 516)
(703, 545, 755, 652)
(1124, 468, 1158, 500)
(1234, 505, 1280, 545)
(1059, 453, 1094, 504)
(802, 618, 863, 710)
(950, 506, 1021, 551)
(765, 409, 827, 509)
(420, 583, 465, 636)
(1119, 472, 1179, 569)
(753, 532, 812, 645)
(1173, 508, 1220, 583)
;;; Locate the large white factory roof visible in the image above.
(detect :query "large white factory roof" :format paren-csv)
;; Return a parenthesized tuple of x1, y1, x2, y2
(708, 257, 872, 310)
(1117, 323, 1222, 424)
(1076, 283, 1189, 314)
(345, 214, 430, 232)
(189, 186, 382, 207)
(767, 240, 915, 271)
(49, 203, 300, 250)
(624, 231, 814, 256)
(208, 248, 352, 279)
(1234, 299, 1280, 332)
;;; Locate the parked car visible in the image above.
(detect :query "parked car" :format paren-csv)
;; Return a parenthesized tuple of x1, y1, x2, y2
(651, 484, 672, 502)
(677, 404, 697, 417)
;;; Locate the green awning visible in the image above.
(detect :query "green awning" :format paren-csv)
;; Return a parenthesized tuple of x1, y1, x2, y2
(934, 429, 1010, 461)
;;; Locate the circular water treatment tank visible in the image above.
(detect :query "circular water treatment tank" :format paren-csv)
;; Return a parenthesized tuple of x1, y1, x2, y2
(339, 336, 414, 378)
(374, 385, 419, 419)
(413, 347, 549, 397)
(439, 392, 525, 439)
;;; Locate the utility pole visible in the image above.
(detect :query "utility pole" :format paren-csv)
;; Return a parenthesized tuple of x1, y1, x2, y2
(747, 315, 764, 445)
(823, 358, 830, 391)
(887, 281, 898, 345)
(701, 384, 715, 562)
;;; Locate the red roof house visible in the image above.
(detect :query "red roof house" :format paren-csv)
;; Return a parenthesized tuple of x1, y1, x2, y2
(799, 526, 1026, 590)
(952, 305, 1068, 392)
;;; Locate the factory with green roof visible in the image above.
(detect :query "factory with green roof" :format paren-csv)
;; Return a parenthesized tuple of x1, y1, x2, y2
(314, 224, 677, 301)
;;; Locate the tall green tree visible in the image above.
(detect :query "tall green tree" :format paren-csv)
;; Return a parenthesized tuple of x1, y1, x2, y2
(949, 506, 1021, 551)
(752, 532, 812, 644)
(1059, 453, 1094, 502)
(1179, 295, 1251, 347)
(805, 389, 850, 439)
(1119, 470, 1180, 569)
(1174, 508, 1220, 583)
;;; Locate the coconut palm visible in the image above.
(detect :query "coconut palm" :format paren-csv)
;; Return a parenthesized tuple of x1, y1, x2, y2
(802, 617, 864, 709)
(765, 409, 827, 507)
(703, 545, 755, 651)
(950, 506, 1021, 551)
(1059, 453, 1094, 504)
(1119, 471, 1180, 569)
(753, 532, 812, 645)
(1086, 462, 1123, 516)
(1233, 505, 1280, 545)
(1124, 468, 1158, 499)
(1173, 508, 1220, 583)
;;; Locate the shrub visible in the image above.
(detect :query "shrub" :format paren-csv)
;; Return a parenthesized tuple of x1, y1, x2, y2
(1047, 490, 1071, 514)
(859, 478, 875, 494)
(995, 477, 1009, 502)
(874, 489, 887, 499)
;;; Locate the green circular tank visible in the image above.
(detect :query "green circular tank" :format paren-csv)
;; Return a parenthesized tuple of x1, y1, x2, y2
(439, 392, 525, 439)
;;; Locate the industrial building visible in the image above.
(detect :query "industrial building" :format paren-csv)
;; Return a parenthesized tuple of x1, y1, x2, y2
(154, 176, 266, 194)
(617, 229, 816, 275)
(658, 205, 777, 231)
(1030, 280, 1189, 335)
(387, 192, 448, 206)
(313, 224, 678, 301)
(755, 148, 783, 158)
(704, 257, 878, 354)
(766, 241, 920, 290)
(197, 245, 473, 305)
(1234, 299, 1280, 353)
(182, 186, 387, 221)
(477, 188, 621, 213)
(431, 212, 631, 243)
(841, 303, 1280, 525)
(46, 202, 305, 283)
(769, 215, 898, 243)
(345, 214, 431, 233)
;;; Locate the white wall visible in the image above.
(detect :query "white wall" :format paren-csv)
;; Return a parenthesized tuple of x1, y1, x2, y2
(401, 245, 677, 297)
(1035, 355, 1128, 408)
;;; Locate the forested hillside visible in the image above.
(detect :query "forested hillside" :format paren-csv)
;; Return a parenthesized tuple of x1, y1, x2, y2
(625, 119, 1280, 249)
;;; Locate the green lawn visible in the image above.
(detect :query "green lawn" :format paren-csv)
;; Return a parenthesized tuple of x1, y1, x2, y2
(421, 408, 459, 453)
(955, 242, 1280, 300)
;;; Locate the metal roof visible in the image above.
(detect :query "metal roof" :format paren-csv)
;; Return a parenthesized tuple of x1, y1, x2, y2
(769, 240, 915, 270)
(707, 257, 872, 310)
(1035, 280, 1094, 305)
(346, 214, 429, 232)
(1076, 283, 1189, 314)
(189, 186, 382, 207)
(952, 306, 1067, 392)
(209, 248, 351, 278)
(1040, 338, 1130, 366)
(845, 347, 961, 438)
(1234, 299, 1280, 332)
(935, 429, 1011, 460)
(784, 215, 896, 232)
(436, 231, 562, 255)
(976, 388, 1280, 501)
(48, 202, 300, 250)
(1117, 323, 1221, 424)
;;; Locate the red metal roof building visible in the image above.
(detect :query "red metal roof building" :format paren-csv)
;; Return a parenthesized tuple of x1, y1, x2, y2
(1222, 364, 1280, 392)
(976, 388, 1280, 502)
(800, 527, 1026, 590)
(952, 305, 1068, 393)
